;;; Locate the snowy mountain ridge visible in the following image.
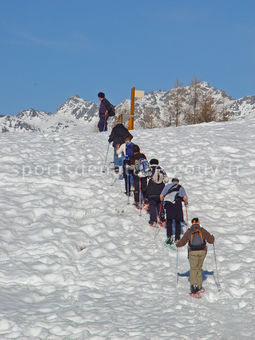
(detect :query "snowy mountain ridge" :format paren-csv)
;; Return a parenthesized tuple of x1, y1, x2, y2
(130, 82, 255, 128)
(0, 97, 99, 133)
(1, 82, 255, 133)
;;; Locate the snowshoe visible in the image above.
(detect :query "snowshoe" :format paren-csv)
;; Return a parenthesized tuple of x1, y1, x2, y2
(158, 220, 166, 228)
(133, 202, 142, 210)
(149, 220, 159, 228)
(164, 237, 176, 250)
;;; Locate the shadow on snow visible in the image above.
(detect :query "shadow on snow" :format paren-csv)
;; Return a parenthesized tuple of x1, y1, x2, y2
(177, 270, 214, 283)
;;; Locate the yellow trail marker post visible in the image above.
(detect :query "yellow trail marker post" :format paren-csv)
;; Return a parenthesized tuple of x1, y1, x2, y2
(128, 88, 144, 130)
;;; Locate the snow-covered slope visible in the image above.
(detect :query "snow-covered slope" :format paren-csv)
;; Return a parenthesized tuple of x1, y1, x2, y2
(0, 114, 254, 339)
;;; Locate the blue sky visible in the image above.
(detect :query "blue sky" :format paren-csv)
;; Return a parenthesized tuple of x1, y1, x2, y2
(1, 0, 255, 115)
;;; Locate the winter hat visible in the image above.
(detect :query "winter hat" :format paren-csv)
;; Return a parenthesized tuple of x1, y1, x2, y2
(98, 92, 105, 98)
(149, 158, 159, 165)
(132, 144, 140, 153)
(172, 177, 179, 183)
(191, 217, 200, 224)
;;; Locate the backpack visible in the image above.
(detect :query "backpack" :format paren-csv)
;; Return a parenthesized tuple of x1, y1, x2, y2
(135, 158, 150, 177)
(188, 226, 206, 250)
(104, 99, 116, 116)
(108, 104, 116, 117)
(125, 142, 134, 159)
(165, 184, 181, 203)
(151, 166, 165, 184)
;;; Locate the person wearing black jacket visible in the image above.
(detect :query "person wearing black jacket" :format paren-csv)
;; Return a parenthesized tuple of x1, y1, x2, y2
(108, 116, 133, 173)
(146, 159, 169, 227)
(127, 144, 147, 208)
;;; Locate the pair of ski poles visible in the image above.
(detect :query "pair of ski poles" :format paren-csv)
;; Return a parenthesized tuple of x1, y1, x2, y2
(176, 205, 221, 291)
(176, 247, 221, 291)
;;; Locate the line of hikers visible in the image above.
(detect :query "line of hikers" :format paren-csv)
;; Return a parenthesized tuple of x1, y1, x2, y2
(107, 114, 215, 295)
(108, 115, 188, 242)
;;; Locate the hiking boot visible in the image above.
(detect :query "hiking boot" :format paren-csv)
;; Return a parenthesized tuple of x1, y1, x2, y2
(190, 285, 198, 294)
(133, 202, 142, 210)
(114, 167, 119, 174)
(142, 199, 149, 206)
(143, 203, 149, 211)
(158, 220, 166, 228)
(191, 285, 200, 293)
(165, 237, 173, 245)
(159, 212, 166, 221)
(149, 220, 157, 227)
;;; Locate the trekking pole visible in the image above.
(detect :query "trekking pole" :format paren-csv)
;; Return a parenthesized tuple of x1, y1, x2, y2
(139, 177, 142, 216)
(213, 243, 221, 291)
(127, 170, 130, 205)
(176, 248, 179, 287)
(158, 202, 163, 221)
(185, 204, 189, 224)
(102, 143, 110, 173)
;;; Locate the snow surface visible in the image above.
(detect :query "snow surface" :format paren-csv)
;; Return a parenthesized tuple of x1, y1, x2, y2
(0, 116, 255, 339)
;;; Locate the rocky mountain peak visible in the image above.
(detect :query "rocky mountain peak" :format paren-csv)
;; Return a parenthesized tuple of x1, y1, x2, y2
(1, 83, 254, 133)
